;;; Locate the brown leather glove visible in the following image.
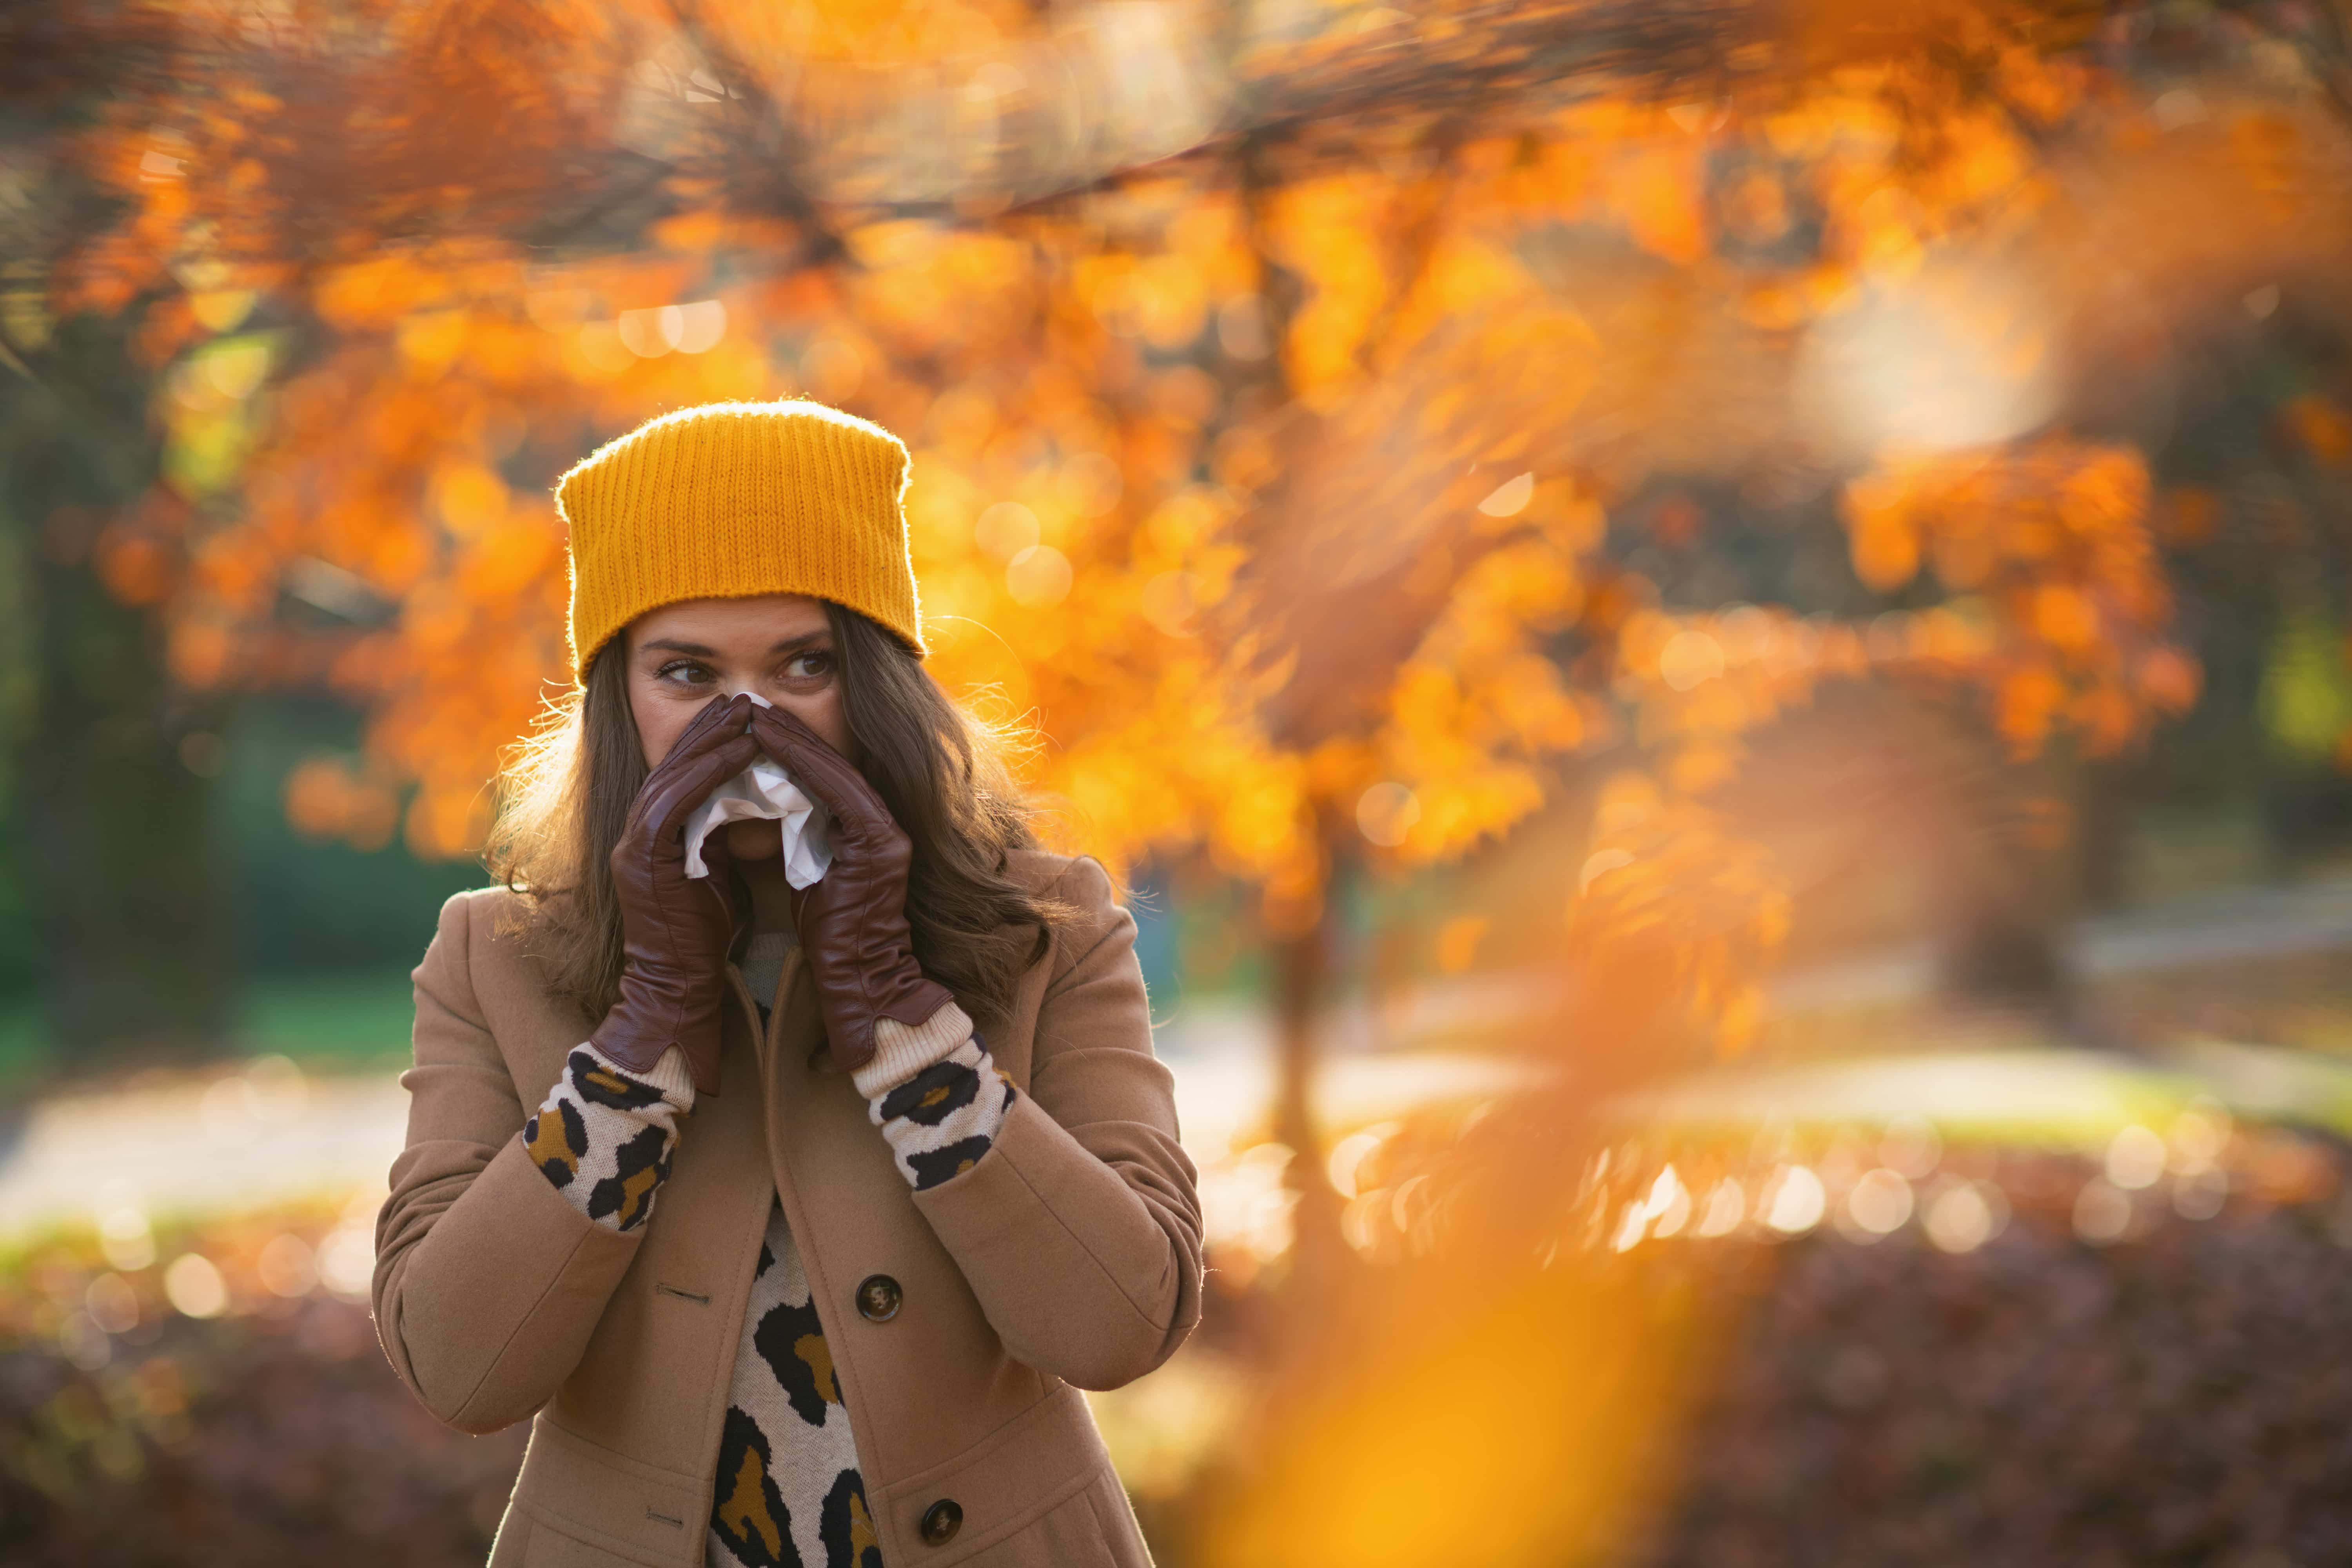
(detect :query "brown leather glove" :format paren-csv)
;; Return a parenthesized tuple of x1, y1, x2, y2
(749, 702, 953, 1073)
(588, 692, 759, 1096)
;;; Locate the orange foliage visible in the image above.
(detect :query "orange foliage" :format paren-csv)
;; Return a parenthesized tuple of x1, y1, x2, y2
(33, 0, 2348, 1036)
(31, 8, 2352, 1566)
(1839, 440, 2190, 755)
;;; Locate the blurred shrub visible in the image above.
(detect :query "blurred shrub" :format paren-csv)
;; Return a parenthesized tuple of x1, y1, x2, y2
(5, 1140, 2351, 1564)
(0, 1298, 521, 1564)
(1642, 1147, 2352, 1568)
(0, 1196, 521, 1564)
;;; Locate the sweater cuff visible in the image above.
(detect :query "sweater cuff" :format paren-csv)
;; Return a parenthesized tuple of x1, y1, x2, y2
(853, 1001, 975, 1100)
(582, 1039, 698, 1112)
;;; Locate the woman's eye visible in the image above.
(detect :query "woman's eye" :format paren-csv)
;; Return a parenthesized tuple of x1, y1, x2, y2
(655, 660, 715, 685)
(784, 651, 834, 680)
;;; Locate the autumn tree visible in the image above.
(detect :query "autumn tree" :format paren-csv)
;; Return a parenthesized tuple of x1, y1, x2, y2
(17, 1, 2352, 1561)
(13, 0, 2352, 1203)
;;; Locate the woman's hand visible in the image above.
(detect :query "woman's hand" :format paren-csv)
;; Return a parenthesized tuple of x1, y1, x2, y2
(748, 702, 953, 1073)
(588, 692, 759, 1095)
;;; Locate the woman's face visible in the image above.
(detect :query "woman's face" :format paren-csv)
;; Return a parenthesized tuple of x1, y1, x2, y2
(624, 593, 854, 769)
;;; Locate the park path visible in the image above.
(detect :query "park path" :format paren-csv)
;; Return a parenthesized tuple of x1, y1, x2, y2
(0, 1011, 1537, 1250)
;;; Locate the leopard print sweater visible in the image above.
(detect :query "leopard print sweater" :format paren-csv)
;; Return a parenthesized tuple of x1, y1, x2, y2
(521, 931, 1014, 1568)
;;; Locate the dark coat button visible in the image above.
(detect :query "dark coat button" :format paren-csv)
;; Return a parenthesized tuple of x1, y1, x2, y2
(920, 1499, 963, 1545)
(855, 1274, 902, 1323)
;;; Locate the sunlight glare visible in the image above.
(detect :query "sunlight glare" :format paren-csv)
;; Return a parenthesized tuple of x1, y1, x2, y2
(1799, 264, 2058, 455)
(1846, 1167, 1915, 1235)
(1476, 472, 1534, 517)
(1763, 1166, 1826, 1235)
(1694, 1177, 1745, 1237)
(163, 1252, 229, 1318)
(1327, 1122, 1399, 1199)
(1924, 1181, 2005, 1254)
(2105, 1124, 2167, 1191)
(1646, 1164, 1693, 1238)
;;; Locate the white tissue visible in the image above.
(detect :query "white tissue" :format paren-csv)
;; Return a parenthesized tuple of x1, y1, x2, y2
(681, 695, 833, 889)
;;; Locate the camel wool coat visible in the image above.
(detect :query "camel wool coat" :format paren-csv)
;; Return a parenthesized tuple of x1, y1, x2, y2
(371, 849, 1203, 1568)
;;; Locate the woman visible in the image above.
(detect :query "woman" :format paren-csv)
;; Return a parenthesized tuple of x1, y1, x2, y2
(371, 401, 1203, 1568)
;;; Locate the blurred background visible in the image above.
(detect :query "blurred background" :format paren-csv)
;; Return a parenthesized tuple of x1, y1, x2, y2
(6, 0, 2352, 1561)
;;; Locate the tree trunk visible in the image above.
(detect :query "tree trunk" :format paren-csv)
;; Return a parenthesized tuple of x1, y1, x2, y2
(2, 316, 231, 1074)
(2075, 755, 2134, 912)
(1269, 901, 1347, 1300)
(23, 564, 231, 1065)
(1926, 712, 2074, 1023)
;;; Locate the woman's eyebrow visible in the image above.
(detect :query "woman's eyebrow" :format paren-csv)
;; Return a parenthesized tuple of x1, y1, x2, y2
(639, 632, 827, 657)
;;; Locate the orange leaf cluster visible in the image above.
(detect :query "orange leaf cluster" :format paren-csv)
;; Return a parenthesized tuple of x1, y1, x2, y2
(46, 0, 2343, 975)
(1841, 440, 2196, 755)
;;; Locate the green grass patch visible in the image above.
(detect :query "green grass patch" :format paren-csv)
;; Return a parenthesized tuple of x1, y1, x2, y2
(0, 1000, 47, 1090)
(232, 971, 416, 1068)
(0, 971, 417, 1091)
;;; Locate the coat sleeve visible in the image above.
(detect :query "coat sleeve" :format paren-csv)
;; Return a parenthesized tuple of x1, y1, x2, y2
(909, 857, 1204, 1390)
(371, 891, 646, 1434)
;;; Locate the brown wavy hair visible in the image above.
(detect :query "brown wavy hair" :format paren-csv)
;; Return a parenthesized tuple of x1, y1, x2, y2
(484, 601, 1064, 1023)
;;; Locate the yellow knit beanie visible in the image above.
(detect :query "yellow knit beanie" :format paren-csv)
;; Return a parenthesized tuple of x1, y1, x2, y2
(556, 400, 924, 679)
